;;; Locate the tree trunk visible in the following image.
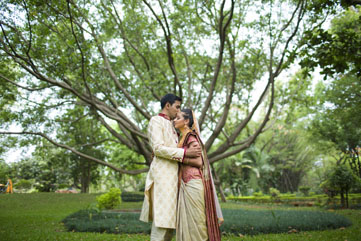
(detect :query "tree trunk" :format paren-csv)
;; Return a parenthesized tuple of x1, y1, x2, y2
(346, 189, 349, 208)
(340, 190, 345, 208)
(211, 166, 227, 202)
(80, 161, 90, 193)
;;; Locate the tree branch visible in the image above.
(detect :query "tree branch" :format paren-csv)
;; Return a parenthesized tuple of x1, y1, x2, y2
(198, 0, 234, 129)
(204, 37, 236, 151)
(142, 0, 182, 98)
(209, 77, 275, 163)
(0, 131, 149, 174)
(0, 73, 50, 91)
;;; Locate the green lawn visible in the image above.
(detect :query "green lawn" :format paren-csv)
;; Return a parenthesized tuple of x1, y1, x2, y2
(0, 193, 360, 241)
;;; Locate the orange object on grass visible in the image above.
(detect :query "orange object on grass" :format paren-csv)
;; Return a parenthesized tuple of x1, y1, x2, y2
(6, 179, 13, 193)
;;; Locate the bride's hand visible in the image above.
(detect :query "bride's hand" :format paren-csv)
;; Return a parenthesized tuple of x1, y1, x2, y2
(218, 218, 224, 226)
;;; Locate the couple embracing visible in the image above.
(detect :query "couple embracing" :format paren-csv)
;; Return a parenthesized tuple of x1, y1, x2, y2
(140, 93, 223, 241)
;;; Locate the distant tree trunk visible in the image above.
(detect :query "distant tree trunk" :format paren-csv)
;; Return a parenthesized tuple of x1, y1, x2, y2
(212, 166, 227, 202)
(340, 190, 345, 208)
(345, 189, 349, 208)
(80, 161, 91, 193)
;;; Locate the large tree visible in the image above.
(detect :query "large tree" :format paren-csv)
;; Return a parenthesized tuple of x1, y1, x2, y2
(300, 6, 361, 178)
(300, 5, 361, 78)
(311, 75, 361, 178)
(0, 0, 336, 174)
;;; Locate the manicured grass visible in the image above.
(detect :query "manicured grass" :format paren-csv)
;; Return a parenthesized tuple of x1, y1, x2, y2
(1, 193, 361, 240)
(0, 193, 148, 241)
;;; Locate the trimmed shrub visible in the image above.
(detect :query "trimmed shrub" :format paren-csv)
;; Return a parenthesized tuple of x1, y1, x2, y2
(58, 184, 69, 189)
(252, 191, 263, 197)
(96, 188, 121, 210)
(227, 193, 361, 206)
(121, 191, 144, 202)
(14, 179, 32, 190)
(269, 188, 280, 201)
(62, 209, 150, 234)
(220, 209, 352, 235)
(63, 208, 352, 235)
(299, 186, 311, 196)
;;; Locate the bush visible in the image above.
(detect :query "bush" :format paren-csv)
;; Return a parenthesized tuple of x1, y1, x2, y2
(96, 188, 121, 210)
(121, 191, 144, 202)
(221, 209, 352, 235)
(269, 188, 280, 201)
(58, 183, 69, 189)
(63, 209, 150, 234)
(63, 208, 352, 235)
(14, 179, 32, 190)
(227, 193, 361, 207)
(252, 191, 263, 197)
(299, 186, 311, 196)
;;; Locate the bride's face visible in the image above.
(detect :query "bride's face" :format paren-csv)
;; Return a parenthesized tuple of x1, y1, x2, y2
(174, 112, 189, 129)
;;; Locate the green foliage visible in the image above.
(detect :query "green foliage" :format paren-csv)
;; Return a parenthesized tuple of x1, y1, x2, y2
(228, 193, 361, 207)
(0, 0, 342, 176)
(300, 6, 361, 77)
(0, 160, 11, 184)
(253, 191, 264, 197)
(269, 188, 281, 201)
(311, 75, 361, 179)
(10, 155, 74, 192)
(329, 165, 359, 192)
(63, 208, 351, 236)
(299, 186, 311, 196)
(58, 183, 70, 189)
(14, 179, 33, 190)
(121, 191, 144, 202)
(63, 209, 151, 234)
(221, 209, 351, 235)
(96, 188, 122, 210)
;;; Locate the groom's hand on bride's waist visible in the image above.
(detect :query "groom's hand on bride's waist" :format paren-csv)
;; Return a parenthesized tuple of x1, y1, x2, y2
(185, 146, 202, 158)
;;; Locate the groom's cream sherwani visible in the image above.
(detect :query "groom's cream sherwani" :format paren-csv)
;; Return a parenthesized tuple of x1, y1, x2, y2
(140, 114, 185, 229)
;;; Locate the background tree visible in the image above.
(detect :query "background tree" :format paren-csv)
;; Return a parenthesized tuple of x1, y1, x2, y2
(0, 159, 12, 184)
(0, 0, 339, 174)
(244, 68, 320, 193)
(300, 5, 361, 78)
(299, 4, 361, 196)
(328, 164, 361, 208)
(311, 75, 361, 178)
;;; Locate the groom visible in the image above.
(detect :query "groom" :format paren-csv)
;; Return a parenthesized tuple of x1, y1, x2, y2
(140, 93, 202, 241)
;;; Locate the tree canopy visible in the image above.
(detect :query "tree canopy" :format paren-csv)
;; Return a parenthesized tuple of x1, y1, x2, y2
(0, 0, 341, 174)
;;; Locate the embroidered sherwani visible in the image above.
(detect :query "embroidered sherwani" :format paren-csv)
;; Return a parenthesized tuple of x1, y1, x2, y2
(140, 114, 185, 229)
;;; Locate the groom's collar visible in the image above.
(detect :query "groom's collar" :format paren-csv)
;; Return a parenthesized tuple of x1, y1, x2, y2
(158, 113, 170, 120)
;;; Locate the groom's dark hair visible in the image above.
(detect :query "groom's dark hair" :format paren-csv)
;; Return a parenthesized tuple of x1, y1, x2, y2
(161, 93, 182, 109)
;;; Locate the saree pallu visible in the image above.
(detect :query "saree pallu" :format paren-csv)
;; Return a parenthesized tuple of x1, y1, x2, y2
(176, 179, 208, 241)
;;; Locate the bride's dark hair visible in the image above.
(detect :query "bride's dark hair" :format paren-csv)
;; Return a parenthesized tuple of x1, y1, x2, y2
(181, 109, 194, 128)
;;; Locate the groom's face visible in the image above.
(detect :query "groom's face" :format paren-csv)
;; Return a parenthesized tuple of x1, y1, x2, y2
(167, 100, 181, 120)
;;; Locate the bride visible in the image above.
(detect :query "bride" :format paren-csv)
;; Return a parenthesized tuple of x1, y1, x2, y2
(174, 109, 223, 241)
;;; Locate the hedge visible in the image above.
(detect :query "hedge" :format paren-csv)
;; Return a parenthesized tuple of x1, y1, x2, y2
(227, 194, 361, 206)
(120, 191, 144, 202)
(62, 208, 351, 235)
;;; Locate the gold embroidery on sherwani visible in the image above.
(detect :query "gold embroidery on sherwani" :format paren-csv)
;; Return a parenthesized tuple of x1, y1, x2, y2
(140, 115, 185, 229)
